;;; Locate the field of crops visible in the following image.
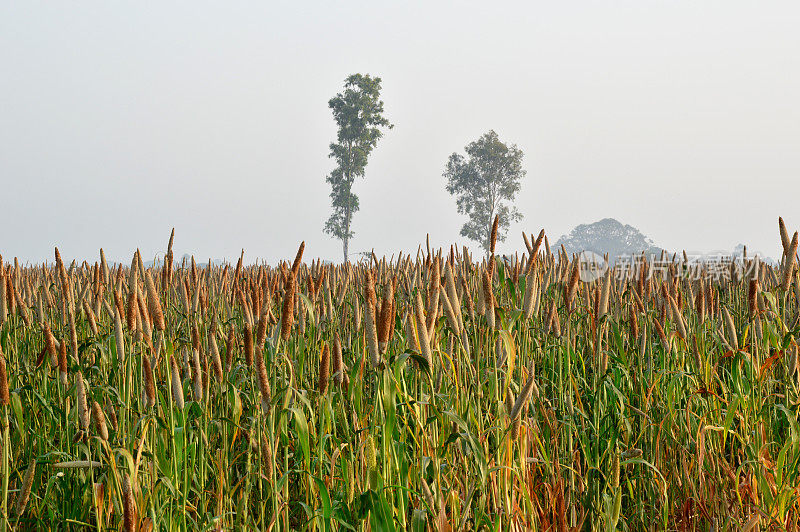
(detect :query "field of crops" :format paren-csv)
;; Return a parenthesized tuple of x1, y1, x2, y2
(0, 217, 799, 530)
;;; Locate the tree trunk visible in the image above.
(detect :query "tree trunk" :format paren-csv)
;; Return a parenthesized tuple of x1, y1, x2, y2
(343, 146, 352, 264)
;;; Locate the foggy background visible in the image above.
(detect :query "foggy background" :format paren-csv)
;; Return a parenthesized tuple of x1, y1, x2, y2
(2, 1, 798, 265)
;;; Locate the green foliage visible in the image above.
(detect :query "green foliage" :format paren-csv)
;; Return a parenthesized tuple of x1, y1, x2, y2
(444, 130, 525, 253)
(324, 74, 393, 262)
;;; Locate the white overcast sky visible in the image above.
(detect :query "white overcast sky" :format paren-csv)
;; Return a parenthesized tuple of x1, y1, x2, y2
(1, 1, 798, 265)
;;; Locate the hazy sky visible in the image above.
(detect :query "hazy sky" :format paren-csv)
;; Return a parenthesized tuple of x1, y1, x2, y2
(2, 1, 798, 265)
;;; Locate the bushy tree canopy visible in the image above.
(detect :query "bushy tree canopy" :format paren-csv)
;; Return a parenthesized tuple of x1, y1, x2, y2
(444, 130, 525, 254)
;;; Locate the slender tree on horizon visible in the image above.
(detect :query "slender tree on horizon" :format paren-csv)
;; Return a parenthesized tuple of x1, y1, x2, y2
(324, 74, 393, 262)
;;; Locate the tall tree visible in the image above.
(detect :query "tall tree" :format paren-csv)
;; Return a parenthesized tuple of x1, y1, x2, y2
(324, 74, 393, 262)
(444, 130, 525, 254)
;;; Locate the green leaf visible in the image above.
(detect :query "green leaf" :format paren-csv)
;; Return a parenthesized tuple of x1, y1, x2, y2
(290, 406, 311, 472)
(310, 474, 332, 531)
